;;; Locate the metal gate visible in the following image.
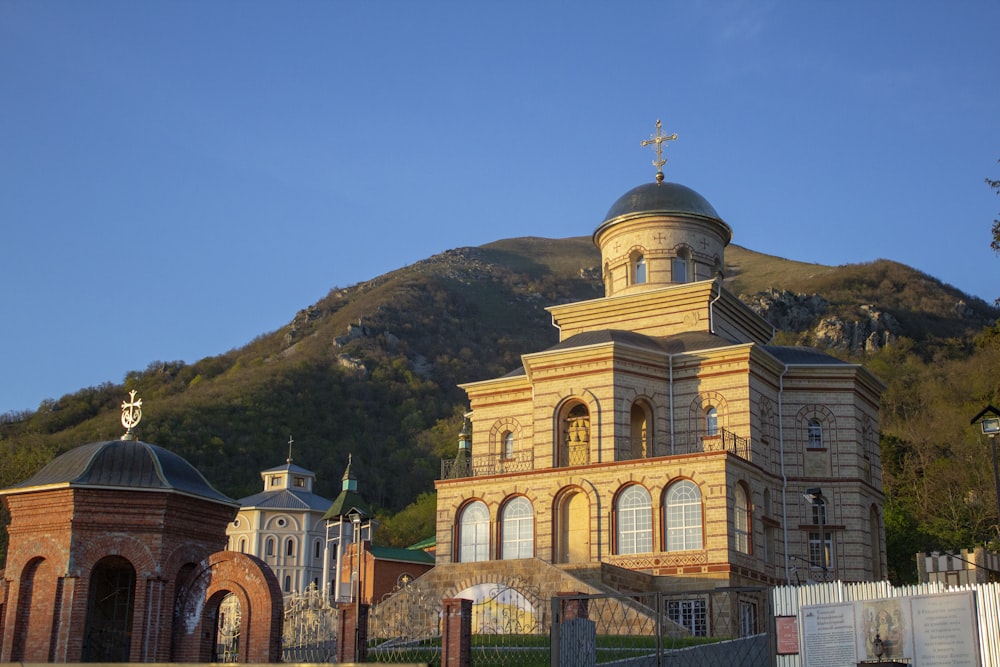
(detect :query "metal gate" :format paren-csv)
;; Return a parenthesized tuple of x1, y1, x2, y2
(552, 587, 771, 667)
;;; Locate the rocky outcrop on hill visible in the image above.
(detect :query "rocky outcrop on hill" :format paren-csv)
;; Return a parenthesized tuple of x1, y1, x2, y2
(742, 289, 900, 354)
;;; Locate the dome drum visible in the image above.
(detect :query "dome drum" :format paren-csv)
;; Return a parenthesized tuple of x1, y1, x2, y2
(594, 182, 730, 297)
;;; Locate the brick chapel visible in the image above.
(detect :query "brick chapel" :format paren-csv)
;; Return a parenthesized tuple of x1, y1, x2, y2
(433, 122, 886, 632)
(0, 392, 283, 662)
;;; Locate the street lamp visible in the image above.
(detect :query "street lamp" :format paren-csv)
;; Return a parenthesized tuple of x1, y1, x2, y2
(803, 488, 829, 578)
(348, 510, 363, 663)
(971, 406, 1000, 536)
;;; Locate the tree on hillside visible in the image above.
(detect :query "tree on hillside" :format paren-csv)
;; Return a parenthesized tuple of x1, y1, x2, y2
(989, 160, 1000, 251)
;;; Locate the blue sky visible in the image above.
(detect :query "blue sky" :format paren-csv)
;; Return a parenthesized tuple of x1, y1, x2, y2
(2, 1, 998, 415)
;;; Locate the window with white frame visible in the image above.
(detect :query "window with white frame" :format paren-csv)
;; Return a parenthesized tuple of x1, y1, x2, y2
(502, 431, 515, 460)
(459, 501, 490, 563)
(807, 419, 823, 448)
(665, 480, 703, 551)
(705, 407, 719, 436)
(501, 496, 534, 559)
(635, 254, 647, 284)
(617, 485, 653, 554)
(668, 599, 706, 636)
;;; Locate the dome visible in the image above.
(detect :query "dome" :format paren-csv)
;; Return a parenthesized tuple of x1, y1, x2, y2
(4, 440, 235, 505)
(601, 181, 722, 224)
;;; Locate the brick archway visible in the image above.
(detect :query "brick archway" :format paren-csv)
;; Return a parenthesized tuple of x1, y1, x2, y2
(173, 551, 283, 663)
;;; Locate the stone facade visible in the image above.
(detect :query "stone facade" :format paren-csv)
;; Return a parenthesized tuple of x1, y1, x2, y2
(434, 175, 887, 616)
(0, 437, 283, 662)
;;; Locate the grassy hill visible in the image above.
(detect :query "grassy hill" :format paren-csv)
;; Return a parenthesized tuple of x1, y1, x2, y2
(1, 236, 997, 582)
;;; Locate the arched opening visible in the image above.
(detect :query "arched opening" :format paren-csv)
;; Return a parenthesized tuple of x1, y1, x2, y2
(11, 556, 51, 661)
(213, 591, 241, 663)
(630, 401, 651, 459)
(559, 402, 590, 467)
(555, 488, 590, 564)
(83, 555, 136, 662)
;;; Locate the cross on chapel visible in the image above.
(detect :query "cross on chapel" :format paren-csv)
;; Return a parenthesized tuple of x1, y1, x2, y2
(640, 119, 677, 183)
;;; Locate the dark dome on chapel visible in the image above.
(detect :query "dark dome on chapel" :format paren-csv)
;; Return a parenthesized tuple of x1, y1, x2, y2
(4, 439, 235, 505)
(600, 181, 722, 225)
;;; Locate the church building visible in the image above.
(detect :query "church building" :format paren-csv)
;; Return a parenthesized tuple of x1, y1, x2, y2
(434, 122, 886, 611)
(226, 444, 333, 594)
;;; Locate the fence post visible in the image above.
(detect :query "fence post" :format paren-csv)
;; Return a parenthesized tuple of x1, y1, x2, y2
(441, 597, 472, 667)
(336, 602, 369, 663)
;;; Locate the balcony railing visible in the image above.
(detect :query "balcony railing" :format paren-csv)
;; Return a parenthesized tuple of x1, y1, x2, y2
(440, 450, 534, 480)
(438, 427, 752, 480)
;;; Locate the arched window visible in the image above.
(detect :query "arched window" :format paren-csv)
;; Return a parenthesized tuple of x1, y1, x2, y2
(617, 485, 653, 554)
(635, 254, 647, 284)
(459, 501, 490, 562)
(315, 540, 322, 560)
(672, 248, 691, 283)
(502, 431, 515, 460)
(734, 484, 751, 554)
(665, 480, 703, 551)
(284, 575, 291, 593)
(705, 407, 719, 436)
(501, 497, 534, 559)
(560, 402, 590, 467)
(807, 419, 823, 448)
(266, 537, 275, 557)
(239, 538, 246, 554)
(286, 539, 295, 557)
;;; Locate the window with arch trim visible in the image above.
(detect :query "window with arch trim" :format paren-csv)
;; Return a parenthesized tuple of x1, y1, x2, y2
(665, 480, 703, 551)
(807, 419, 823, 448)
(502, 431, 515, 460)
(266, 537, 275, 557)
(286, 539, 295, 557)
(634, 254, 647, 284)
(705, 407, 719, 436)
(734, 484, 751, 554)
(672, 248, 692, 283)
(617, 485, 653, 554)
(458, 501, 490, 562)
(500, 496, 534, 559)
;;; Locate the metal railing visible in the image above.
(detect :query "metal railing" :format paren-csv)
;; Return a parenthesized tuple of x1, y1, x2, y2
(440, 449, 535, 479)
(439, 428, 752, 480)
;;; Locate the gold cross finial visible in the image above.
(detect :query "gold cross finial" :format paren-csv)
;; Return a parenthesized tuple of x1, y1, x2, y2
(120, 389, 143, 440)
(640, 119, 677, 183)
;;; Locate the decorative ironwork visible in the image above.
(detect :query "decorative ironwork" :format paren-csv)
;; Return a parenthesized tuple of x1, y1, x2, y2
(120, 389, 142, 438)
(215, 592, 241, 663)
(440, 450, 534, 479)
(641, 119, 678, 183)
(439, 427, 753, 479)
(368, 576, 443, 664)
(281, 584, 338, 662)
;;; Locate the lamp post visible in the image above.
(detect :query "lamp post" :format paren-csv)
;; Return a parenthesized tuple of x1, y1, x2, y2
(803, 488, 828, 579)
(971, 406, 1000, 535)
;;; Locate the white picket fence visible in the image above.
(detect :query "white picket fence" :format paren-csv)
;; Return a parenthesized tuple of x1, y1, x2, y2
(772, 580, 1000, 666)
